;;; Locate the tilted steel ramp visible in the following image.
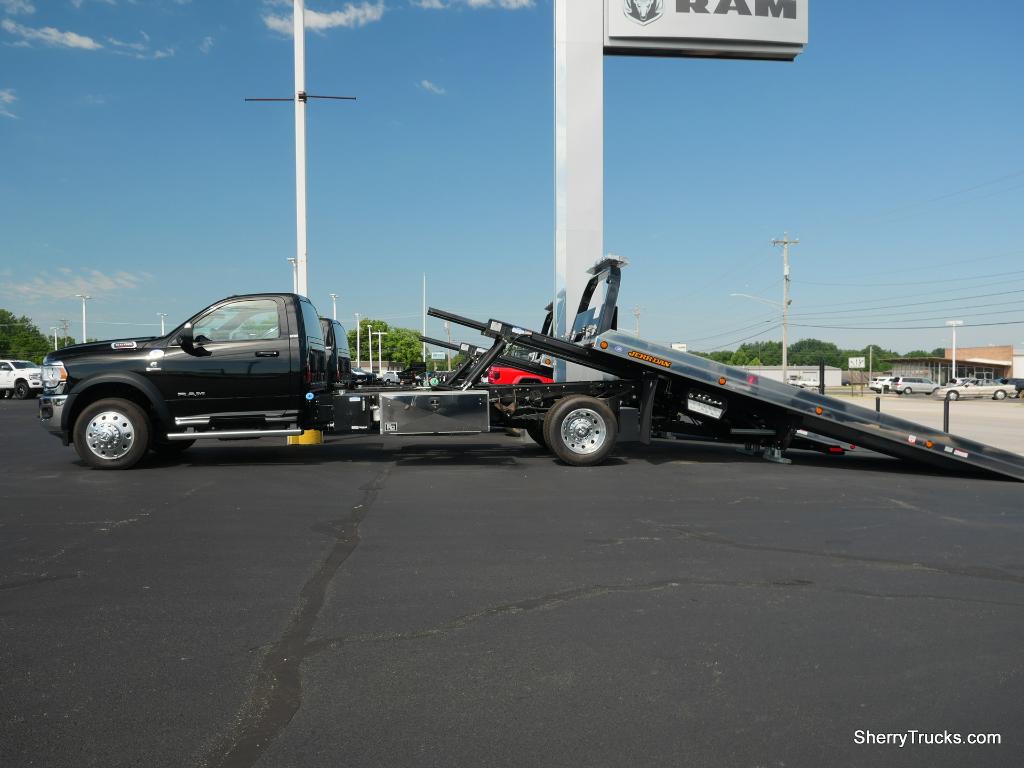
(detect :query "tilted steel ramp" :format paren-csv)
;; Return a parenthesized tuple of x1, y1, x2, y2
(592, 331, 1024, 483)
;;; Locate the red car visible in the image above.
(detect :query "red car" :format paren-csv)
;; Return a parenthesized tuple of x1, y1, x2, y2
(487, 363, 554, 385)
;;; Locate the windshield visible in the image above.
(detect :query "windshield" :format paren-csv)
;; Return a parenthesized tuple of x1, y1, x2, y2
(11, 361, 35, 369)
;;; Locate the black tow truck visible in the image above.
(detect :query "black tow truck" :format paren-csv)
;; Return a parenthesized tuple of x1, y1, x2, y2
(37, 264, 1024, 480)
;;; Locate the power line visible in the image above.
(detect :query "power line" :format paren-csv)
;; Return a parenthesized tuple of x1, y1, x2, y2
(793, 264, 1024, 288)
(792, 319, 1024, 331)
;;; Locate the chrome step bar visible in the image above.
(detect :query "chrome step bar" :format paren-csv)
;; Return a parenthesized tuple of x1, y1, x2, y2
(164, 429, 303, 441)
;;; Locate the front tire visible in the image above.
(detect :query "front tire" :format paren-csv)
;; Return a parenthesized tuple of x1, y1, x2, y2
(151, 438, 195, 456)
(994, 390, 1007, 400)
(542, 395, 617, 466)
(947, 390, 960, 401)
(73, 398, 150, 469)
(13, 381, 30, 399)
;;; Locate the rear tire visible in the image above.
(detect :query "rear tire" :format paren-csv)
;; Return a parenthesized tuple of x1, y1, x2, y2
(994, 390, 1007, 400)
(947, 390, 960, 401)
(542, 395, 617, 467)
(903, 387, 913, 396)
(73, 398, 151, 470)
(525, 421, 547, 449)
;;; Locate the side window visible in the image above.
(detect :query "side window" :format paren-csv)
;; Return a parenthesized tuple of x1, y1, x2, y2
(0, 363, 11, 371)
(193, 299, 281, 342)
(299, 300, 325, 344)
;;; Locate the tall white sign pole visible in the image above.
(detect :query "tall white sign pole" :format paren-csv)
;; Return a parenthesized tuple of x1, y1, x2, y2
(554, 0, 603, 382)
(294, 0, 309, 297)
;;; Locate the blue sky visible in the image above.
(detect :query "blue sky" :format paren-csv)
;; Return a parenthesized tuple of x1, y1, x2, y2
(2, 0, 1022, 355)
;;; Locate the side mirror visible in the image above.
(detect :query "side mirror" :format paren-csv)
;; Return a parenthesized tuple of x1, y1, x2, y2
(179, 323, 195, 354)
(179, 323, 210, 356)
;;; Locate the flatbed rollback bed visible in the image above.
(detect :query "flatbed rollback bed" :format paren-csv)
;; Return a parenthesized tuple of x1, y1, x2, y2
(421, 260, 1024, 482)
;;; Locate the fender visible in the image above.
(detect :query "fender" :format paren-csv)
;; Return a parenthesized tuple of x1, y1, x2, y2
(63, 371, 173, 435)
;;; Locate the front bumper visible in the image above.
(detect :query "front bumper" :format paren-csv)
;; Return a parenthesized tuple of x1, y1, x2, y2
(39, 394, 69, 443)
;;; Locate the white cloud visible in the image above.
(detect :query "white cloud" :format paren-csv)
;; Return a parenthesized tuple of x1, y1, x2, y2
(0, 87, 17, 118)
(199, 35, 213, 53)
(1, 19, 103, 49)
(413, 0, 534, 8)
(264, 1, 385, 35)
(0, 0, 35, 15)
(419, 79, 445, 95)
(106, 29, 173, 59)
(70, 0, 118, 8)
(1, 269, 152, 303)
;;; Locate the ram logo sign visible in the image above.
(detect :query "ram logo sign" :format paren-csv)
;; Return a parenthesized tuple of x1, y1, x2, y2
(605, 0, 807, 61)
(624, 0, 663, 26)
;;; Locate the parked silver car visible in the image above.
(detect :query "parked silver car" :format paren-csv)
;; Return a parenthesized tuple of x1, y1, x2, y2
(892, 376, 939, 395)
(933, 378, 1016, 401)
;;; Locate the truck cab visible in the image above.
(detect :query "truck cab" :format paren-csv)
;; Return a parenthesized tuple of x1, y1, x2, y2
(38, 293, 332, 469)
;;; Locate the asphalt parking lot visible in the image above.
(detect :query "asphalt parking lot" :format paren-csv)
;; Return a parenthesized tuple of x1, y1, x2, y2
(2, 397, 1022, 768)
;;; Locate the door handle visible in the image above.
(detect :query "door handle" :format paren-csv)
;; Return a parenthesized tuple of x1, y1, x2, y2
(255, 351, 280, 358)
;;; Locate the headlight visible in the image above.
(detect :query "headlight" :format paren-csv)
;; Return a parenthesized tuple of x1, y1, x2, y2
(41, 362, 67, 390)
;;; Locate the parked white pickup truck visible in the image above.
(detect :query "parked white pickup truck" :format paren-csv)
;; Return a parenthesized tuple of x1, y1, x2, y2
(0, 359, 43, 399)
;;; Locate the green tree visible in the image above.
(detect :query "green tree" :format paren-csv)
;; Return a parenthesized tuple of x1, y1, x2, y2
(0, 309, 52, 363)
(729, 349, 749, 366)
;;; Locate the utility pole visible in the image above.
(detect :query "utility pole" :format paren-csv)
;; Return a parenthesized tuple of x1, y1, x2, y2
(374, 330, 387, 373)
(75, 294, 91, 344)
(771, 233, 799, 382)
(329, 293, 338, 320)
(354, 312, 361, 367)
(58, 318, 70, 344)
(422, 273, 427, 363)
(158, 312, 167, 335)
(632, 306, 642, 337)
(50, 327, 58, 351)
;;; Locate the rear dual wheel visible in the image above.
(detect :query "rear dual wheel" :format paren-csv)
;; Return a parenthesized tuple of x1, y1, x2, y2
(542, 395, 617, 466)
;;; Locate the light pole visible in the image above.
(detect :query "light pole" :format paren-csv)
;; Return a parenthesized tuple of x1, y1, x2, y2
(946, 320, 963, 383)
(374, 331, 387, 373)
(771, 233, 798, 382)
(445, 320, 452, 369)
(50, 327, 58, 351)
(329, 293, 338, 320)
(730, 292, 786, 378)
(354, 315, 362, 370)
(74, 294, 91, 344)
(158, 312, 167, 335)
(287, 258, 298, 293)
(366, 323, 373, 373)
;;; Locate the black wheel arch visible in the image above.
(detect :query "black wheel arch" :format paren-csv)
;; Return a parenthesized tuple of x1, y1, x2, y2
(63, 373, 173, 441)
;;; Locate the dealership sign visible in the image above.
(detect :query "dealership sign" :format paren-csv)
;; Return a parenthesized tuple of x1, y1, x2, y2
(607, 0, 808, 61)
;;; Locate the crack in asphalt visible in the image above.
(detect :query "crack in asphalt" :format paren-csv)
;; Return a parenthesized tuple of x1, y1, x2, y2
(200, 465, 392, 768)
(0, 571, 82, 591)
(640, 520, 1024, 585)
(305, 575, 1024, 653)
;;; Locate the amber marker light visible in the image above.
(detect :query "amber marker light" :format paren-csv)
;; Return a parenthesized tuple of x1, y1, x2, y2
(599, 341, 608, 349)
(925, 441, 935, 449)
(718, 377, 727, 385)
(815, 407, 824, 415)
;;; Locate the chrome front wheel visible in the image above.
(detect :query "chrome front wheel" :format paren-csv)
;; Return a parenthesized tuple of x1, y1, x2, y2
(73, 398, 150, 469)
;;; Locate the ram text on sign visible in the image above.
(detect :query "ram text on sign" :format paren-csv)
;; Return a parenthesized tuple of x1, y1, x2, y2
(607, 0, 808, 61)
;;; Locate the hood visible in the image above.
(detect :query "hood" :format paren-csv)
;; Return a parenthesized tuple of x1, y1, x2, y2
(44, 337, 158, 363)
